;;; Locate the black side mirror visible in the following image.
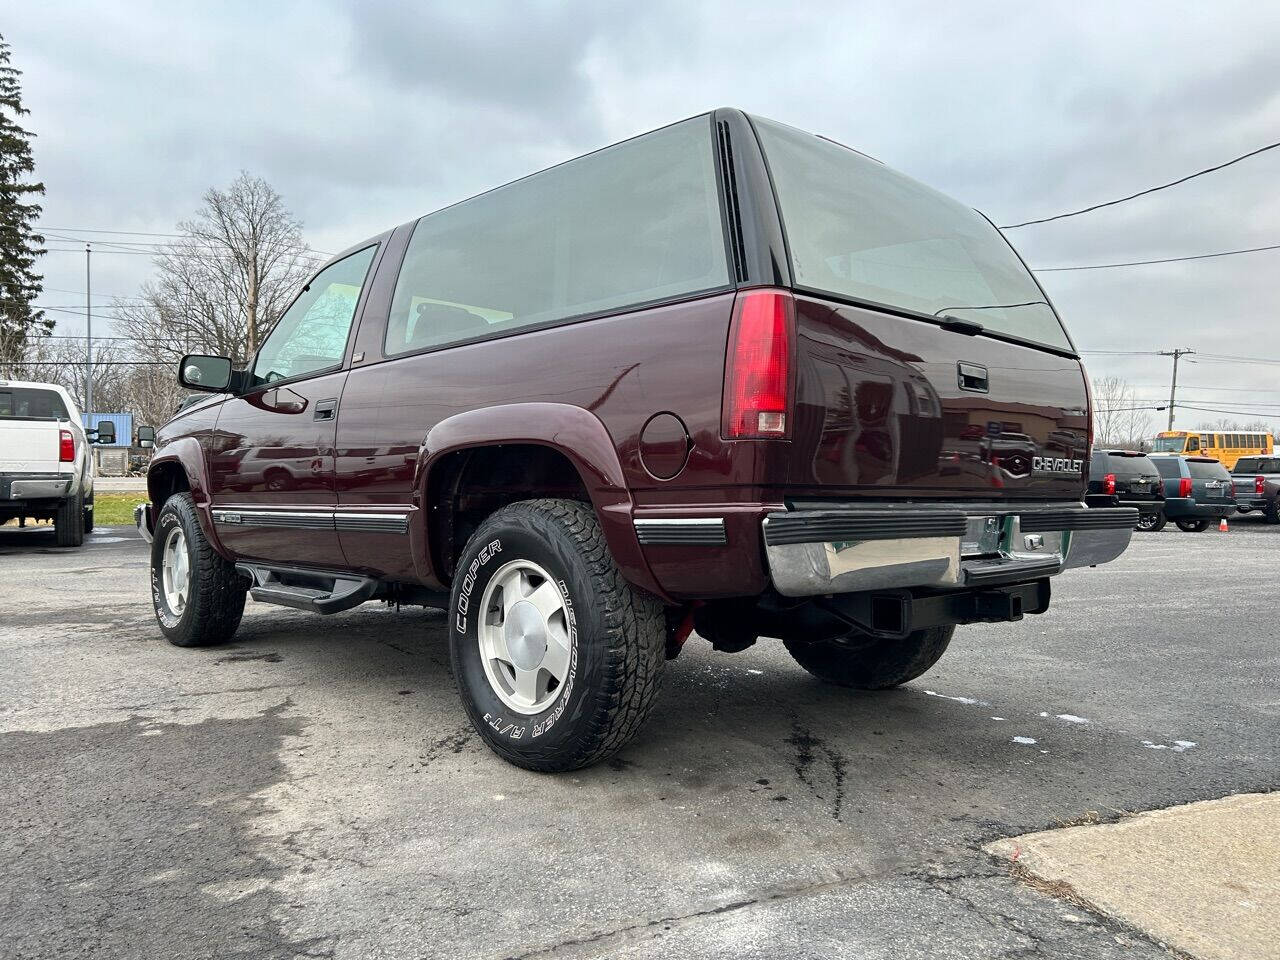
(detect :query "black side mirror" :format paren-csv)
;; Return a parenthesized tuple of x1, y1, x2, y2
(178, 354, 233, 393)
(136, 425, 156, 449)
(91, 420, 116, 444)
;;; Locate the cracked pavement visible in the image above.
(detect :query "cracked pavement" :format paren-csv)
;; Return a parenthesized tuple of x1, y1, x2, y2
(1, 519, 1277, 958)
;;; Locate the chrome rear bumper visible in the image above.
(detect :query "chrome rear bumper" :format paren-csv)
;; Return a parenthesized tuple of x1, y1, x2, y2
(6, 478, 72, 499)
(763, 504, 1136, 598)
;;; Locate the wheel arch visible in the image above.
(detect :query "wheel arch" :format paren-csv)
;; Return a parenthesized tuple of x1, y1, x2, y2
(416, 403, 666, 600)
(146, 439, 232, 558)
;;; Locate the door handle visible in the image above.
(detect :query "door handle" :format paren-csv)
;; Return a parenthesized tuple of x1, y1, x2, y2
(314, 398, 338, 421)
(957, 362, 989, 393)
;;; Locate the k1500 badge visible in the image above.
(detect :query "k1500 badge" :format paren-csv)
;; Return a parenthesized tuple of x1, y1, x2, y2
(1032, 456, 1083, 474)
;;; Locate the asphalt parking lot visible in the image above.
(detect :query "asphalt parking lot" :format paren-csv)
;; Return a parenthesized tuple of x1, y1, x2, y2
(1, 520, 1277, 960)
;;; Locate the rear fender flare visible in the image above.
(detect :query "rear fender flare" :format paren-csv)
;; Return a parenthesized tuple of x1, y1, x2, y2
(414, 402, 666, 600)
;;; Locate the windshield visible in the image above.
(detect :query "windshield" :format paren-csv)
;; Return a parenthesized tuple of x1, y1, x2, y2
(1151, 436, 1186, 453)
(752, 116, 1072, 350)
(0, 387, 69, 419)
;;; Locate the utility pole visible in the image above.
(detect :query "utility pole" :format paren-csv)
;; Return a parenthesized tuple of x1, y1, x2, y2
(84, 243, 92, 414)
(1158, 348, 1194, 430)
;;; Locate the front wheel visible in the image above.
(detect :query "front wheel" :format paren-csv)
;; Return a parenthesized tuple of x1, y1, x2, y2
(150, 493, 247, 647)
(1175, 517, 1210, 532)
(448, 499, 666, 772)
(784, 626, 955, 690)
(1136, 512, 1166, 532)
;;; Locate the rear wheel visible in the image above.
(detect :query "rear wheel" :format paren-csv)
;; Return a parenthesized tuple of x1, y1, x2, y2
(448, 498, 666, 772)
(784, 626, 955, 690)
(54, 492, 85, 547)
(150, 493, 247, 647)
(1266, 500, 1280, 524)
(1135, 511, 1166, 532)
(1175, 517, 1210, 532)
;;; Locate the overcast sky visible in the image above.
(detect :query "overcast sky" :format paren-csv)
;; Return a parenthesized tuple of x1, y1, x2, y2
(9, 1, 1280, 431)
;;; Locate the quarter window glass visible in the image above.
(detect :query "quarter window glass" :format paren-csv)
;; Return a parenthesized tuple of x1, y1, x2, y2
(1152, 458, 1179, 478)
(252, 246, 377, 385)
(384, 116, 728, 356)
(752, 116, 1072, 350)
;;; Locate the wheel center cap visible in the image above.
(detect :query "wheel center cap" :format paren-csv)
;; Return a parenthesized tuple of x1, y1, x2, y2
(504, 600, 548, 671)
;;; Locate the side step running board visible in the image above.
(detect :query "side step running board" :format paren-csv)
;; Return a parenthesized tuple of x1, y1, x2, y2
(235, 563, 379, 615)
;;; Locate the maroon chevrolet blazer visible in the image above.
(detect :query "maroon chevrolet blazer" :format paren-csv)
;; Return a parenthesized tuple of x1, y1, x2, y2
(136, 109, 1135, 771)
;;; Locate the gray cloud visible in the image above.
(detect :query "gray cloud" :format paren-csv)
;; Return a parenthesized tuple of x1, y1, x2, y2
(8, 0, 1280, 429)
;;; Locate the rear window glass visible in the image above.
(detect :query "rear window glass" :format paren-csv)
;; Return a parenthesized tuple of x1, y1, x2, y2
(384, 116, 729, 356)
(1151, 457, 1181, 478)
(1105, 454, 1157, 475)
(752, 116, 1072, 351)
(0, 387, 69, 419)
(1187, 460, 1230, 480)
(1233, 457, 1280, 474)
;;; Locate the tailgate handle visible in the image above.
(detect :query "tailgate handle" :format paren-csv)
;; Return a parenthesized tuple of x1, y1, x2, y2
(957, 362, 988, 393)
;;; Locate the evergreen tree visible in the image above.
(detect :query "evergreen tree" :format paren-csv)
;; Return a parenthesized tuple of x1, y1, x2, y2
(0, 33, 48, 367)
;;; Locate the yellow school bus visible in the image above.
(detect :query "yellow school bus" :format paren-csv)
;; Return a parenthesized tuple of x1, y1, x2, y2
(1151, 430, 1274, 469)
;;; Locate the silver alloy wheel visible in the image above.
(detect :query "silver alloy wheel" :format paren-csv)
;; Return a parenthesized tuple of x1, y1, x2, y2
(161, 525, 191, 617)
(477, 558, 573, 715)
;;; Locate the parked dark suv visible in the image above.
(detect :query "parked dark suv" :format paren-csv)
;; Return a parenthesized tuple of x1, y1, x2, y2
(1086, 449, 1165, 531)
(1149, 455, 1237, 531)
(135, 110, 1135, 771)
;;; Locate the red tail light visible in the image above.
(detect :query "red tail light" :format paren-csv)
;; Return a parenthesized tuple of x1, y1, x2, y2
(59, 429, 75, 462)
(1257, 476, 1267, 495)
(1178, 476, 1192, 498)
(722, 289, 794, 439)
(1102, 472, 1116, 495)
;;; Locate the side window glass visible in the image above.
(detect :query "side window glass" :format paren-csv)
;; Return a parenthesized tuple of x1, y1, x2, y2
(382, 116, 728, 357)
(252, 246, 377, 386)
(1186, 436, 1199, 451)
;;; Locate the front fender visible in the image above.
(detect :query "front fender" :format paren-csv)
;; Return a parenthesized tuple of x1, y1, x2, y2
(147, 437, 231, 559)
(415, 402, 667, 601)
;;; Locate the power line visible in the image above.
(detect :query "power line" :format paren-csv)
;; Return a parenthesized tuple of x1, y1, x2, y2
(43, 229, 336, 258)
(1001, 139, 1280, 228)
(39, 225, 187, 238)
(42, 244, 329, 263)
(1036, 242, 1280, 272)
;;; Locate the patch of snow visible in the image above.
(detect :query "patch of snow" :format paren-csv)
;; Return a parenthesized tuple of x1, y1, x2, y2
(1012, 736, 1037, 745)
(923, 690, 987, 706)
(1056, 714, 1090, 724)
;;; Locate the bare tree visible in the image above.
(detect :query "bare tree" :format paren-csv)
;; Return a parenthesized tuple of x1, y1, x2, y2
(3, 335, 131, 411)
(112, 172, 315, 366)
(1197, 417, 1275, 433)
(1091, 376, 1153, 449)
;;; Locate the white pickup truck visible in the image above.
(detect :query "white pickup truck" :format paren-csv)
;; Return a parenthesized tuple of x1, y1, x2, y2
(0, 379, 115, 546)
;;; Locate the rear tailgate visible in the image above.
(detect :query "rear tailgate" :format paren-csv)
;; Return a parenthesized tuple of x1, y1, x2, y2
(785, 295, 1088, 499)
(1232, 476, 1260, 500)
(0, 419, 65, 473)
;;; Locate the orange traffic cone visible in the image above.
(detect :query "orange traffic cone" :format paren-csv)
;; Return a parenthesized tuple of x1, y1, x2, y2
(1219, 517, 1230, 532)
